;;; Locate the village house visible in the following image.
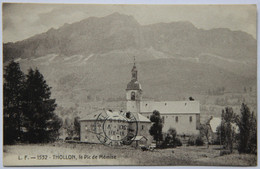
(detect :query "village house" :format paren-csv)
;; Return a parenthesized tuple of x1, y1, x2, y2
(79, 109, 152, 145)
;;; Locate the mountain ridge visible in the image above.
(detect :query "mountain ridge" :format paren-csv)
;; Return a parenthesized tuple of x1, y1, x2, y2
(3, 12, 256, 62)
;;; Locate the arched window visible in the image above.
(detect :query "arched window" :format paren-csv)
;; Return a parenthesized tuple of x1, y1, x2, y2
(131, 92, 135, 100)
(175, 116, 178, 123)
(189, 116, 192, 122)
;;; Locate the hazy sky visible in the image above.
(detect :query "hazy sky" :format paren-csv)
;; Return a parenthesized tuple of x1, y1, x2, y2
(3, 3, 256, 43)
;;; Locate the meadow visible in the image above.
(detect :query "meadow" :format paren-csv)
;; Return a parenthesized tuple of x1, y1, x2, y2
(3, 142, 257, 166)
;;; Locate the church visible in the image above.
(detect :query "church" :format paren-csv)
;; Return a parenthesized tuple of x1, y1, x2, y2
(79, 59, 200, 144)
(126, 60, 200, 136)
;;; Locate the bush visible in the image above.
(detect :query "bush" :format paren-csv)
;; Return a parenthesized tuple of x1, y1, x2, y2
(195, 136, 204, 146)
(160, 137, 182, 149)
(175, 138, 182, 147)
(188, 136, 204, 146)
(187, 136, 196, 146)
(220, 150, 232, 156)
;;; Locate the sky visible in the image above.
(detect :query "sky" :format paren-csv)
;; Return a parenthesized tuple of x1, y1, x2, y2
(2, 3, 257, 43)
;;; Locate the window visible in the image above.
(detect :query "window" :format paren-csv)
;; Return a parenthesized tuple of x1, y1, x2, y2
(190, 116, 192, 122)
(131, 92, 135, 100)
(175, 116, 178, 123)
(142, 125, 144, 130)
(147, 116, 149, 119)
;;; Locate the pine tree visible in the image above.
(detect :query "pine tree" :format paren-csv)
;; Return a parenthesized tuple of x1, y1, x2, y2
(237, 103, 257, 154)
(74, 116, 81, 137)
(23, 68, 61, 143)
(221, 107, 237, 152)
(3, 60, 25, 144)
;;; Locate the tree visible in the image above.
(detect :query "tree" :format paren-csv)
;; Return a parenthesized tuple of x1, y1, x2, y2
(249, 112, 257, 154)
(64, 117, 74, 138)
(237, 103, 257, 154)
(3, 60, 25, 144)
(162, 128, 181, 148)
(221, 107, 237, 152)
(149, 110, 163, 146)
(74, 116, 80, 137)
(216, 124, 225, 145)
(200, 116, 213, 148)
(23, 68, 61, 143)
(199, 124, 211, 148)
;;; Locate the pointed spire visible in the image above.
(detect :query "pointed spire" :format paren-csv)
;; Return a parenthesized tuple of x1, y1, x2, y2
(131, 56, 137, 81)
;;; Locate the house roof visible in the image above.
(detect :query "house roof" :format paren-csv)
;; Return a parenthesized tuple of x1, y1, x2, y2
(136, 113, 151, 122)
(209, 117, 239, 133)
(140, 101, 200, 114)
(80, 110, 151, 123)
(210, 117, 221, 133)
(131, 136, 148, 141)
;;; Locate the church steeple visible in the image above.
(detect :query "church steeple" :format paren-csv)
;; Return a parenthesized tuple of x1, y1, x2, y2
(126, 56, 141, 91)
(126, 56, 142, 116)
(131, 56, 138, 81)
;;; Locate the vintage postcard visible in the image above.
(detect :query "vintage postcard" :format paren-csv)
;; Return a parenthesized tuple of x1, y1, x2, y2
(2, 3, 257, 166)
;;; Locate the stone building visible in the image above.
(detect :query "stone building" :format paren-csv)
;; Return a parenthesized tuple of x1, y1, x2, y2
(79, 109, 152, 145)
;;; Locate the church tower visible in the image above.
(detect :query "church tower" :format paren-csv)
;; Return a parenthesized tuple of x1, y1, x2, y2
(126, 57, 142, 118)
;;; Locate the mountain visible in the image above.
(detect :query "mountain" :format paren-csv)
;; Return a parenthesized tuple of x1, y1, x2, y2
(4, 12, 256, 63)
(3, 12, 257, 116)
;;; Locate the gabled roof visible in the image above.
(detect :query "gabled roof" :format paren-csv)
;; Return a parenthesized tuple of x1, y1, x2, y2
(209, 117, 239, 133)
(140, 101, 200, 114)
(136, 113, 150, 122)
(209, 117, 221, 133)
(80, 110, 151, 123)
(131, 136, 148, 141)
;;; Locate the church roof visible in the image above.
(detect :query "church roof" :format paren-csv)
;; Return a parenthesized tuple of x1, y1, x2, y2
(140, 101, 200, 114)
(126, 80, 142, 90)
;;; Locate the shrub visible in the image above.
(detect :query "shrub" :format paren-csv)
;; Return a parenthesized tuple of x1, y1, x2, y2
(195, 136, 204, 146)
(187, 136, 196, 146)
(175, 138, 182, 147)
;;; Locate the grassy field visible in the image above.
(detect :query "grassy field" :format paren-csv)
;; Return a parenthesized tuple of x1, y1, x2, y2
(3, 143, 257, 166)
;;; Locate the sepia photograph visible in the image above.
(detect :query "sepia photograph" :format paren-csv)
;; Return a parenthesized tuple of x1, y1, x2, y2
(2, 3, 257, 166)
